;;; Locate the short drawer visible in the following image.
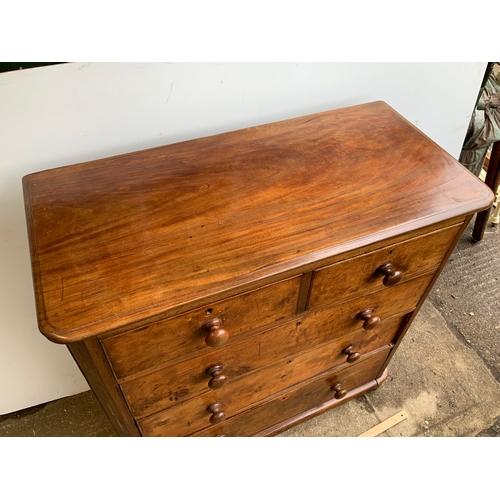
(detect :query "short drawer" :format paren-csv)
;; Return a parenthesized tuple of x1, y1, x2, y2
(194, 347, 391, 437)
(136, 338, 391, 437)
(101, 276, 301, 379)
(308, 224, 460, 310)
(121, 311, 405, 419)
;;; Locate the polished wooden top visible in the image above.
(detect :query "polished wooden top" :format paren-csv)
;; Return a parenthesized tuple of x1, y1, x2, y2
(23, 101, 494, 342)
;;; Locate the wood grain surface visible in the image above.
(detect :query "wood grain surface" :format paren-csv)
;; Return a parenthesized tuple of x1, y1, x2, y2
(101, 276, 300, 378)
(137, 344, 392, 437)
(308, 223, 460, 309)
(120, 313, 404, 419)
(156, 348, 391, 437)
(23, 101, 494, 342)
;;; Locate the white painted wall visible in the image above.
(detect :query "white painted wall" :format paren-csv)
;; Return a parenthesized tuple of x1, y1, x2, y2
(0, 62, 486, 414)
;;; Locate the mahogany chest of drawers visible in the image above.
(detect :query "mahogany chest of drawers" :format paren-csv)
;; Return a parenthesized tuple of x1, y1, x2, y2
(23, 101, 494, 437)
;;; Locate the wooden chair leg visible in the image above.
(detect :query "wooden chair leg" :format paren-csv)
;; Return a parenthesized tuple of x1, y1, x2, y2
(473, 141, 500, 241)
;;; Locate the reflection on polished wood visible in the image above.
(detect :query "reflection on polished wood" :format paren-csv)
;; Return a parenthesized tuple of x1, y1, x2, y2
(24, 101, 494, 436)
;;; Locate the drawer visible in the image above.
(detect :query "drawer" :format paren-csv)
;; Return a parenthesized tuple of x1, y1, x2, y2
(101, 276, 301, 379)
(308, 224, 460, 310)
(123, 275, 426, 419)
(195, 347, 391, 437)
(121, 311, 405, 418)
(136, 338, 392, 436)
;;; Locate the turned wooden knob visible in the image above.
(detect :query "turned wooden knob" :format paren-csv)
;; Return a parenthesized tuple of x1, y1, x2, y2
(207, 401, 227, 424)
(342, 345, 361, 363)
(330, 382, 347, 399)
(358, 308, 380, 330)
(377, 262, 403, 286)
(206, 363, 228, 390)
(203, 319, 229, 347)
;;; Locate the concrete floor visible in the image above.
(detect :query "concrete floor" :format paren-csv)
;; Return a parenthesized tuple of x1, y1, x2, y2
(1, 218, 499, 438)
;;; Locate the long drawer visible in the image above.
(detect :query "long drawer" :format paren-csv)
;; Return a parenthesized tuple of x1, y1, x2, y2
(121, 274, 428, 418)
(101, 276, 301, 379)
(308, 224, 460, 310)
(136, 338, 392, 436)
(193, 347, 390, 437)
(122, 312, 406, 419)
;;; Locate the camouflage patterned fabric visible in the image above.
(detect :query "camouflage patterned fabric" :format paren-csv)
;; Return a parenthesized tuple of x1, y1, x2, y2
(459, 64, 500, 176)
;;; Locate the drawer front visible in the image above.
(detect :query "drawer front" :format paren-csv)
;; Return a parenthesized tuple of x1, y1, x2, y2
(137, 338, 391, 437)
(122, 307, 406, 419)
(101, 276, 301, 379)
(194, 347, 391, 437)
(308, 224, 460, 310)
(123, 275, 426, 419)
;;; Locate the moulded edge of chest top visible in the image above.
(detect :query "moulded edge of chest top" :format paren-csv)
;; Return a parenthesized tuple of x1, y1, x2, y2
(37, 216, 469, 345)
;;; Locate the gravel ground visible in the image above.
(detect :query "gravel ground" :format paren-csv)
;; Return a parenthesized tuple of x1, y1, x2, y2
(428, 216, 500, 436)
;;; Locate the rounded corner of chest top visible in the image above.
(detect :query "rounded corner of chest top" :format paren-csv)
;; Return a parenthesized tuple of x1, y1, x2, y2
(35, 314, 80, 345)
